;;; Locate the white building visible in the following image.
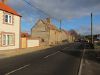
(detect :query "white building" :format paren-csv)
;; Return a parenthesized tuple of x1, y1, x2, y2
(0, 2, 21, 50)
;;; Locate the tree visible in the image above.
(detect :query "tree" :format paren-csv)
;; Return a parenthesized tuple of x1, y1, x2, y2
(69, 29, 79, 39)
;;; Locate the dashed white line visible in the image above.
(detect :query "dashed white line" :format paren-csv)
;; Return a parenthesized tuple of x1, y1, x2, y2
(5, 51, 60, 75)
(44, 51, 60, 58)
(5, 64, 30, 75)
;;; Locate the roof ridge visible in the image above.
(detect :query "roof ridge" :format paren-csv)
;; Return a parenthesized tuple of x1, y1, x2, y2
(40, 19, 59, 30)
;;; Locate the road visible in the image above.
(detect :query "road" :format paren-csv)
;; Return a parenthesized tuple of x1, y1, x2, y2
(0, 43, 83, 75)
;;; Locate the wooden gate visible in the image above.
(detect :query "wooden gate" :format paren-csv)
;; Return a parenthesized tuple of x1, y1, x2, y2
(21, 37, 27, 48)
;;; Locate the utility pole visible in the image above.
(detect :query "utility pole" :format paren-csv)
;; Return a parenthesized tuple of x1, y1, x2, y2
(60, 20, 62, 31)
(59, 20, 62, 43)
(91, 13, 93, 44)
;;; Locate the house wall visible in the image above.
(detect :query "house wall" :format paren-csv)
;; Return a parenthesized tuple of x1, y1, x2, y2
(68, 35, 74, 43)
(27, 39, 39, 47)
(56, 31, 75, 43)
(31, 19, 75, 45)
(49, 30, 56, 44)
(0, 32, 1, 47)
(57, 31, 68, 42)
(55, 31, 60, 43)
(61, 31, 67, 41)
(31, 20, 49, 45)
(0, 10, 20, 50)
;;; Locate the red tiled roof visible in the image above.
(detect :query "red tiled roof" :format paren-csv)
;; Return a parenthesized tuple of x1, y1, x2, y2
(0, 2, 21, 16)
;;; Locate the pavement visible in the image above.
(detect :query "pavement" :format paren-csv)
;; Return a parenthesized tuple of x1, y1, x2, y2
(0, 46, 50, 59)
(81, 46, 100, 75)
(0, 43, 83, 75)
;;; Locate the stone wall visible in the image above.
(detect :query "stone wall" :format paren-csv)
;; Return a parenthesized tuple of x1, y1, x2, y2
(31, 20, 49, 44)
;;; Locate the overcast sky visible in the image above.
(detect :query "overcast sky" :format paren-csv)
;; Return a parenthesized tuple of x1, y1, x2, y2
(2, 0, 100, 35)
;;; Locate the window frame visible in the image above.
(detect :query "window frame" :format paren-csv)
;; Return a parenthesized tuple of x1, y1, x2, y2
(2, 32, 15, 46)
(3, 12, 13, 25)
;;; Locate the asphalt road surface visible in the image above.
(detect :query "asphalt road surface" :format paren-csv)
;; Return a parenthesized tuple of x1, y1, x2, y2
(0, 43, 83, 75)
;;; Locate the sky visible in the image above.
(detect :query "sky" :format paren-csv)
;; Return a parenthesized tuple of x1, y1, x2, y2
(2, 0, 100, 35)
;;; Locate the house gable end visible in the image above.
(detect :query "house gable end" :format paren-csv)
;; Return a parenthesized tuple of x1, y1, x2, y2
(32, 20, 48, 32)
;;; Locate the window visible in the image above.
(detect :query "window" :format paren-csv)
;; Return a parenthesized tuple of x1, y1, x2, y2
(2, 34, 14, 46)
(8, 35, 14, 45)
(4, 14, 13, 24)
(2, 35, 6, 45)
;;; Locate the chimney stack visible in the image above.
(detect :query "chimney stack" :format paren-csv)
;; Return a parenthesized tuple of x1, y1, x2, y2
(46, 18, 51, 24)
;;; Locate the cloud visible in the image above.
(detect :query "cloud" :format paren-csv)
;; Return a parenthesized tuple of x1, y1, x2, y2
(2, 0, 100, 34)
(77, 24, 100, 35)
(6, 0, 48, 22)
(5, 0, 100, 19)
(29, 0, 100, 19)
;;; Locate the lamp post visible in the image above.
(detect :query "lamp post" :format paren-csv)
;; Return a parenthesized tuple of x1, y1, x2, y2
(60, 20, 62, 31)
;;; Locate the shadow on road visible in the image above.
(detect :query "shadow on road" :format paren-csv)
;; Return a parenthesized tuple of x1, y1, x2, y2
(60, 43, 100, 64)
(85, 50, 100, 63)
(0, 43, 99, 75)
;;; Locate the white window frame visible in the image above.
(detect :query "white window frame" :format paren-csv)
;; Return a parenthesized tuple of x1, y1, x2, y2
(2, 33, 15, 46)
(4, 13, 13, 24)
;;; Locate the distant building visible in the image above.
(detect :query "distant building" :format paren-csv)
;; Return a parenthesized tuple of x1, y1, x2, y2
(0, 2, 21, 50)
(61, 29, 74, 43)
(31, 18, 76, 45)
(31, 18, 60, 45)
(69, 30, 78, 41)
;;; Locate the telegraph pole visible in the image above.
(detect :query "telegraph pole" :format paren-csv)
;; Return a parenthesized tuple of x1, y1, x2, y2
(59, 20, 62, 43)
(91, 13, 93, 44)
(60, 20, 62, 31)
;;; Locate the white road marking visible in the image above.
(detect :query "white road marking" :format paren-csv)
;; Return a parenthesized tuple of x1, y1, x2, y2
(78, 49, 86, 75)
(44, 51, 60, 58)
(5, 64, 30, 75)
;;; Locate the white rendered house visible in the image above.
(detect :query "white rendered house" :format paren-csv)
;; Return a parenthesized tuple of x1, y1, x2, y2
(0, 2, 21, 50)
